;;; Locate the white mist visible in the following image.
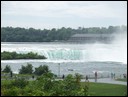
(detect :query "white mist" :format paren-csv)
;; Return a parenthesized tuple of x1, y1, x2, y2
(83, 32, 127, 64)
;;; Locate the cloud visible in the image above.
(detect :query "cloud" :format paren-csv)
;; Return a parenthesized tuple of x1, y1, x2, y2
(1, 1, 127, 28)
(2, 1, 126, 18)
(2, 1, 69, 17)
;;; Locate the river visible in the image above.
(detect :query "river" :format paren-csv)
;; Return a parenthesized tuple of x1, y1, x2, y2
(1, 42, 127, 77)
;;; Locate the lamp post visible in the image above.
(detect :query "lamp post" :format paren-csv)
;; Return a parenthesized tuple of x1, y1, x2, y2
(58, 63, 60, 78)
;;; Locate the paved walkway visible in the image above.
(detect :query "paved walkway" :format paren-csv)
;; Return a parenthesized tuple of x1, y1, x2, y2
(2, 76, 127, 86)
(81, 78, 127, 85)
(55, 78, 127, 85)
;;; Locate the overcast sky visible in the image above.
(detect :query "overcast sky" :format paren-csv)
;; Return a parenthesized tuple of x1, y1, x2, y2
(1, 1, 127, 29)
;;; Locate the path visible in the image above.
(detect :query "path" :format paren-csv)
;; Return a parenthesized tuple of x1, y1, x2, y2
(81, 78, 127, 85)
(54, 78, 127, 85)
(2, 76, 127, 86)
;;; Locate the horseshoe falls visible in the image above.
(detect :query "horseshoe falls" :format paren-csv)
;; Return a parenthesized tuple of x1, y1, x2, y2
(38, 49, 82, 60)
(1, 42, 127, 64)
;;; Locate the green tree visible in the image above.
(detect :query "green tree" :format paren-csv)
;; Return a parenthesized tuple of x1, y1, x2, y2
(34, 65, 49, 76)
(1, 51, 47, 60)
(1, 51, 12, 60)
(19, 63, 33, 74)
(2, 65, 12, 73)
(75, 73, 82, 85)
(1, 26, 127, 42)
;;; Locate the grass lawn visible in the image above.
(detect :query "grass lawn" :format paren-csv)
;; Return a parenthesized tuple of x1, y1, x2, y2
(81, 82, 127, 96)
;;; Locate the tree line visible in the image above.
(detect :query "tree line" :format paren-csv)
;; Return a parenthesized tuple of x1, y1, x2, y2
(1, 25, 127, 42)
(2, 64, 50, 76)
(1, 51, 47, 60)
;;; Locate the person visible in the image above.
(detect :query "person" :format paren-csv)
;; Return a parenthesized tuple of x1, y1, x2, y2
(111, 72, 113, 79)
(32, 75, 34, 80)
(85, 75, 89, 82)
(10, 71, 13, 78)
(95, 71, 97, 82)
(85, 75, 89, 89)
(62, 74, 65, 79)
(123, 74, 126, 78)
(113, 73, 115, 79)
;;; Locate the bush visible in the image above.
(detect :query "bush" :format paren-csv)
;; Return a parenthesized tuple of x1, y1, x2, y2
(1, 73, 89, 96)
(11, 78, 28, 88)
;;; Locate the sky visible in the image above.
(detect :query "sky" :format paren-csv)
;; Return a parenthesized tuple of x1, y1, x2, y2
(1, 1, 127, 29)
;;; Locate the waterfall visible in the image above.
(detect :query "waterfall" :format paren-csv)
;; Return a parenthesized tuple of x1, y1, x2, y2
(1, 42, 127, 64)
(39, 49, 82, 60)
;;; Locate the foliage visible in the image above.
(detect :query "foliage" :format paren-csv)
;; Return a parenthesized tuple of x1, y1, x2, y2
(1, 51, 47, 60)
(1, 79, 28, 96)
(75, 73, 83, 84)
(1, 87, 20, 96)
(34, 65, 50, 76)
(1, 25, 127, 42)
(36, 74, 89, 96)
(1, 73, 89, 96)
(1, 72, 127, 96)
(11, 78, 29, 88)
(2, 65, 12, 73)
(19, 63, 33, 74)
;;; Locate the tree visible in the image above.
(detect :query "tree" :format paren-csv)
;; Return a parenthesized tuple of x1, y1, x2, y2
(1, 26, 127, 42)
(19, 63, 33, 74)
(34, 65, 49, 76)
(1, 51, 12, 60)
(2, 65, 12, 73)
(75, 73, 82, 85)
(1, 51, 47, 60)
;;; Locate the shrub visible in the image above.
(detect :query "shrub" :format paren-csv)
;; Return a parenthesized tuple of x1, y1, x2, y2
(11, 78, 28, 88)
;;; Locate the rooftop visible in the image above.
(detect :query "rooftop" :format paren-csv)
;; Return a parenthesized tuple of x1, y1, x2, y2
(71, 34, 112, 37)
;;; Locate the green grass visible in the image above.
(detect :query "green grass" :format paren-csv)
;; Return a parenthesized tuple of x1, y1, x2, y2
(81, 82, 127, 96)
(115, 78, 127, 82)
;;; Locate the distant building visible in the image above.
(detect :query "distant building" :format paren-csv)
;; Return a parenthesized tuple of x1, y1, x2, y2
(68, 34, 114, 43)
